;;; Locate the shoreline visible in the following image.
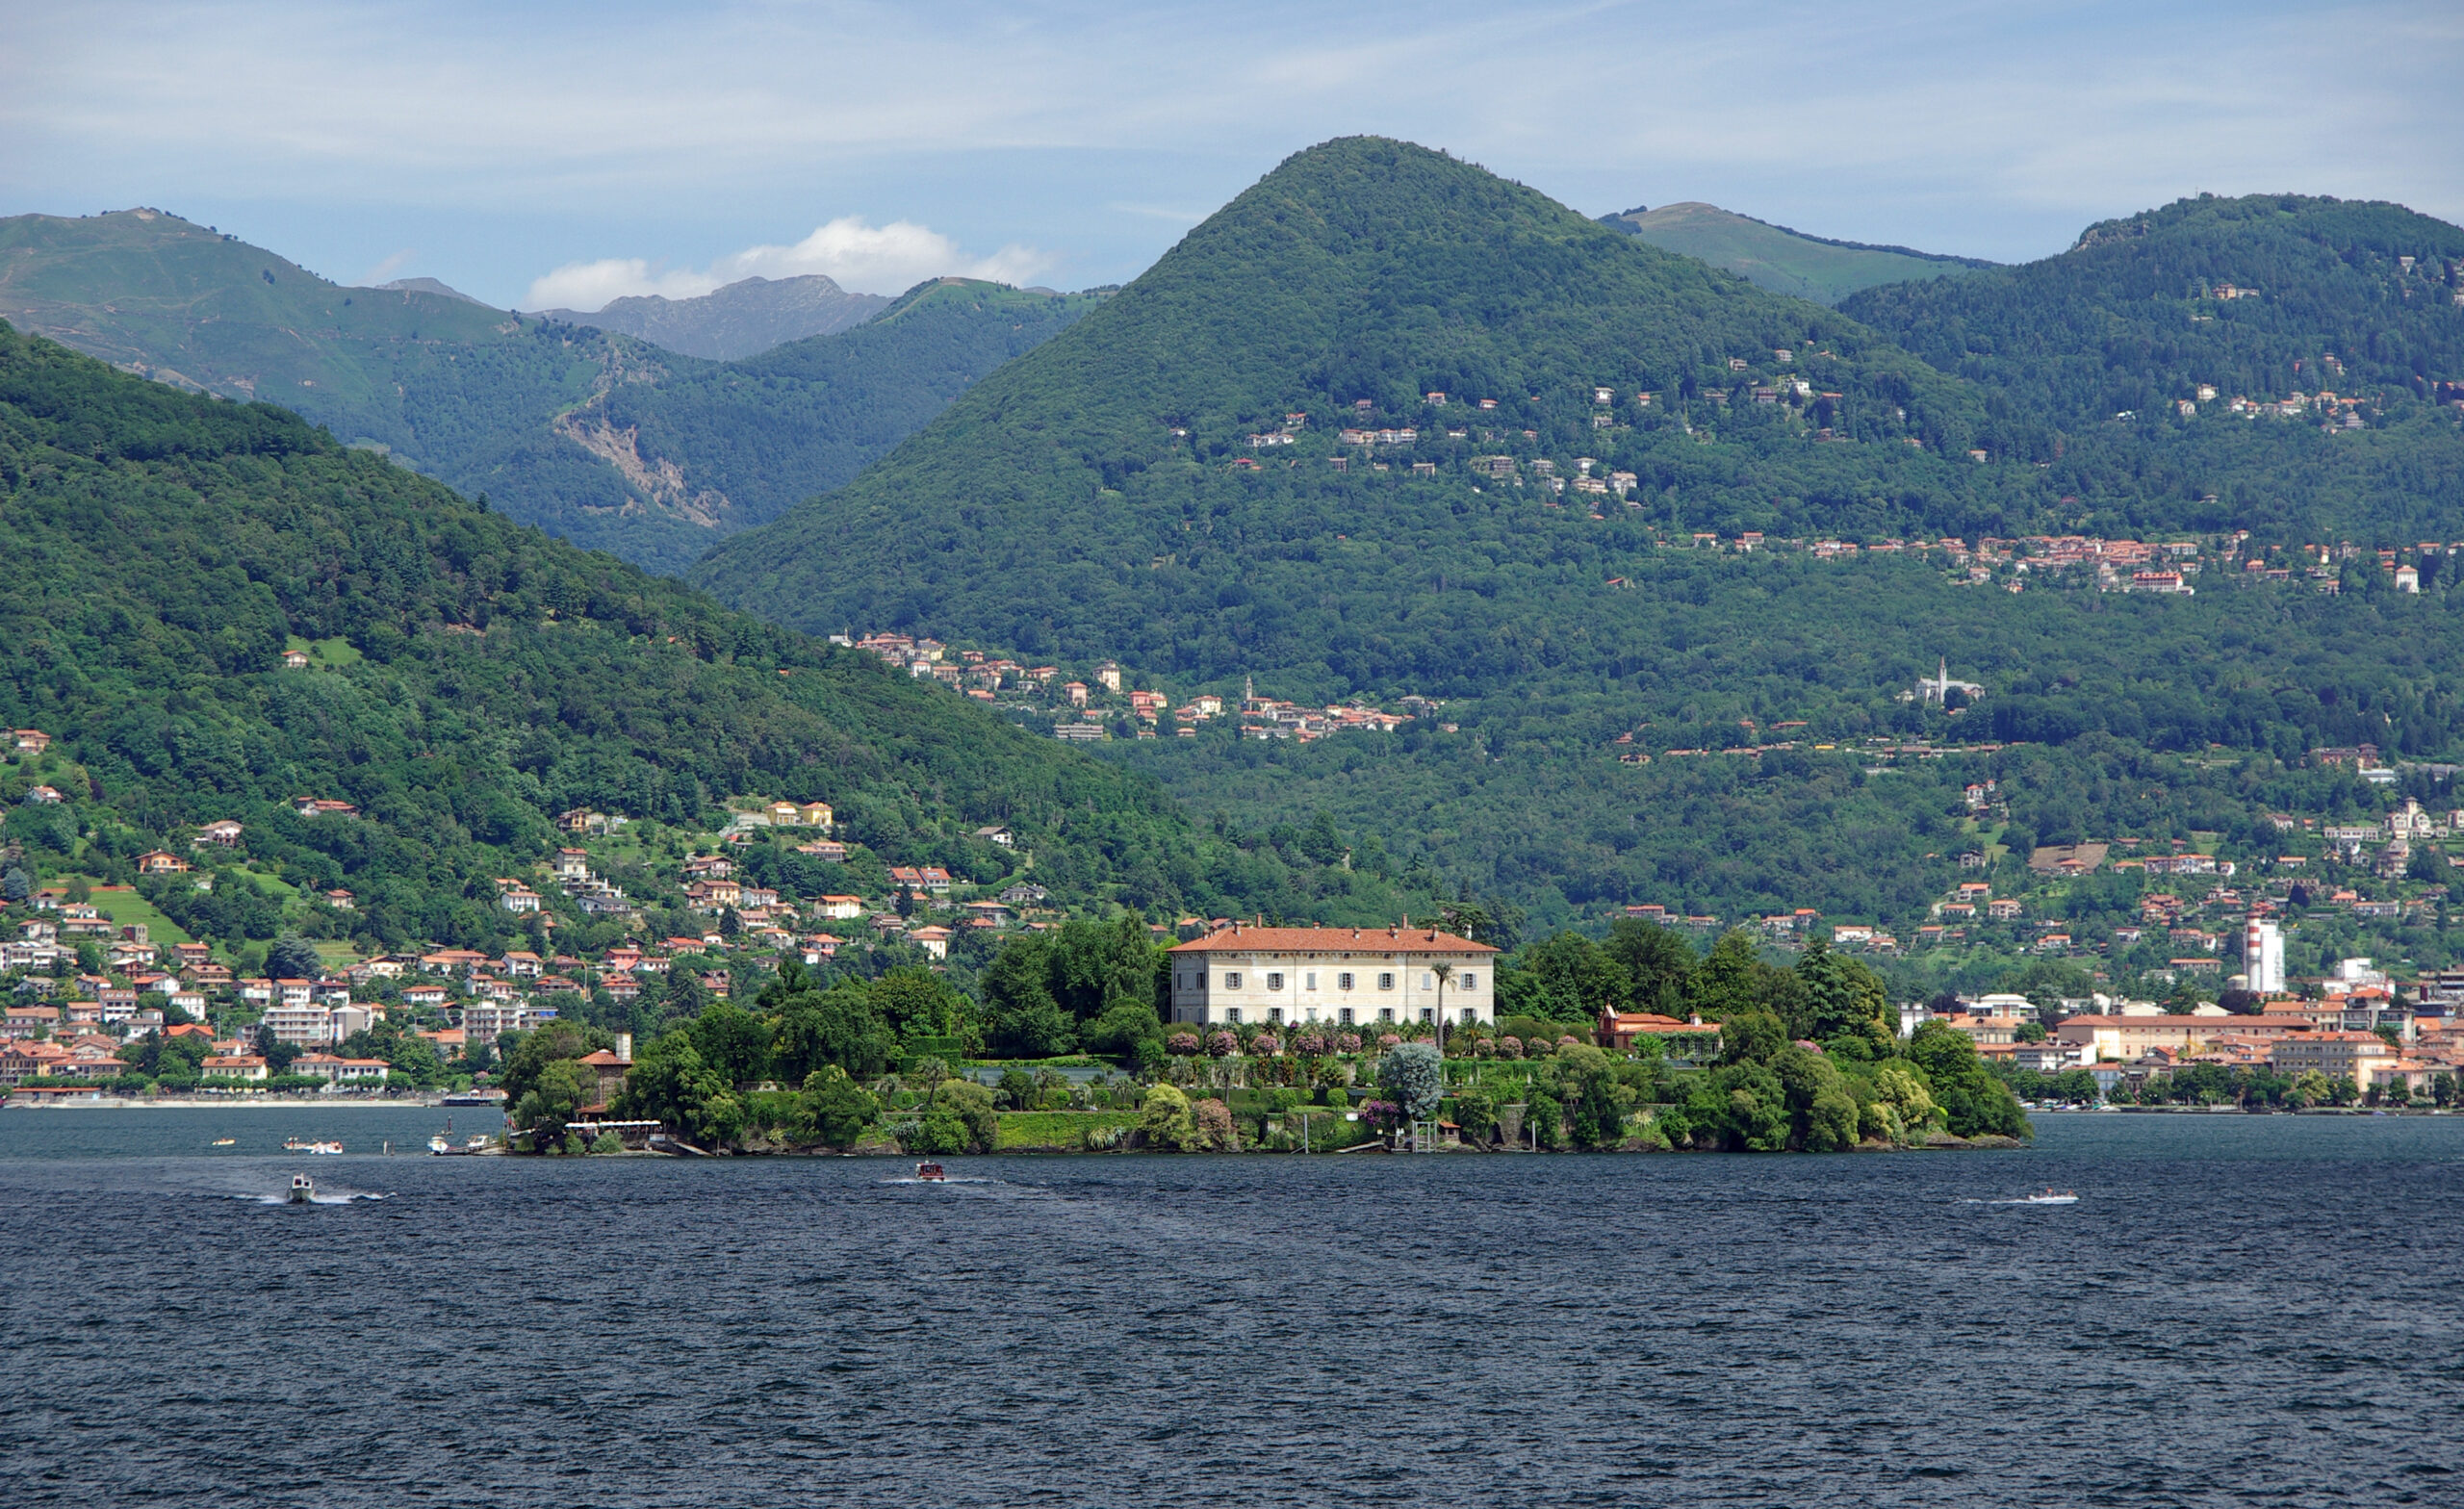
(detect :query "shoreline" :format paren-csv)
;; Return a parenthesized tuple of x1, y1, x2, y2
(4, 1096, 480, 1111)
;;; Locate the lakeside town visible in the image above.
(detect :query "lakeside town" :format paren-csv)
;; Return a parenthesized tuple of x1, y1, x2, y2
(9, 702, 2464, 1138)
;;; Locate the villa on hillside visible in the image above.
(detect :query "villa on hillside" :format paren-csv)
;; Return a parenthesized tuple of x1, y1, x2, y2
(1166, 922, 1498, 1030)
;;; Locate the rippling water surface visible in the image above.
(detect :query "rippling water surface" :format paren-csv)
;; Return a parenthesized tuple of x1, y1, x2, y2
(4, 1108, 2460, 1506)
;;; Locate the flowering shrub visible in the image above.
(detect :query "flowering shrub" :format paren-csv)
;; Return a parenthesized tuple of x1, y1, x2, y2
(1249, 1034, 1282, 1058)
(1473, 1036, 1496, 1058)
(1358, 1098, 1404, 1132)
(1167, 1032, 1200, 1056)
(1497, 1036, 1524, 1059)
(1556, 1035, 1579, 1049)
(1334, 1034, 1363, 1055)
(1190, 1096, 1238, 1151)
(1205, 1031, 1239, 1059)
(1294, 1033, 1328, 1057)
(1377, 1033, 1402, 1050)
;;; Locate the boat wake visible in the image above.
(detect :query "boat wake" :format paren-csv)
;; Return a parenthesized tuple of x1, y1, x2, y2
(881, 1176, 997, 1185)
(236, 1189, 390, 1205)
(1967, 1193, 2080, 1207)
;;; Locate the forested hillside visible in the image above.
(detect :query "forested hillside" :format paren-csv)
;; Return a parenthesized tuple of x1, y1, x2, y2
(0, 323, 1415, 952)
(0, 212, 1094, 572)
(596, 280, 1108, 527)
(692, 137, 1990, 632)
(683, 139, 2464, 970)
(1841, 193, 2464, 426)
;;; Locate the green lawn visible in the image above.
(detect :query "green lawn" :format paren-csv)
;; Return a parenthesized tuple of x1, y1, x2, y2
(285, 634, 364, 667)
(993, 1111, 1138, 1150)
(83, 884, 192, 946)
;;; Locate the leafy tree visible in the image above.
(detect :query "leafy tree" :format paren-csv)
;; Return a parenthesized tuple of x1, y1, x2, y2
(265, 934, 322, 982)
(1604, 919, 1695, 1014)
(1524, 1087, 1566, 1150)
(772, 983, 895, 1083)
(1499, 931, 1627, 1022)
(1140, 1083, 1196, 1150)
(1865, 1063, 1941, 1141)
(1907, 1020, 2028, 1138)
(1079, 1000, 1164, 1059)
(1559, 1045, 1630, 1149)
(1796, 935, 1893, 1059)
(498, 1019, 609, 1113)
(664, 965, 720, 1022)
(921, 1080, 997, 1152)
(1450, 1087, 1497, 1142)
(871, 968, 968, 1044)
(1719, 1010, 1790, 1066)
(1377, 1041, 1445, 1122)
(512, 1059, 597, 1145)
(798, 1065, 879, 1148)
(687, 1001, 772, 1088)
(613, 1032, 744, 1147)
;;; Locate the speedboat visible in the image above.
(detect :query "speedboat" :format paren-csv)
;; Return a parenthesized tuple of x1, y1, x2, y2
(2018, 1188, 2078, 1205)
(914, 1162, 946, 1182)
(288, 1173, 315, 1204)
(211, 1138, 235, 1147)
(427, 1136, 452, 1155)
(306, 1140, 343, 1155)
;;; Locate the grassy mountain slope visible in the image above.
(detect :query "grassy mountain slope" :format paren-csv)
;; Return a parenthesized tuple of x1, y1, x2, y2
(0, 212, 1092, 574)
(1602, 201, 1991, 304)
(533, 273, 888, 360)
(0, 322, 1408, 949)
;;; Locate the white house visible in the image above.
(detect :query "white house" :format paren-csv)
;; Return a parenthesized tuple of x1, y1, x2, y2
(1165, 922, 1500, 1030)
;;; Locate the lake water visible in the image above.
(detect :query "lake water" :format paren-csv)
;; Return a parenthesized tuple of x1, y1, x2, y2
(4, 1108, 2459, 1506)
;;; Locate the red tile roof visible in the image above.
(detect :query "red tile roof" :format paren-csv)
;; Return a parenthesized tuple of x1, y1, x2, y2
(1168, 923, 1496, 956)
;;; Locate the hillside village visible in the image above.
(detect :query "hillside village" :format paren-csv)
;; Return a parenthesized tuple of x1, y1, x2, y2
(10, 696, 2464, 1118)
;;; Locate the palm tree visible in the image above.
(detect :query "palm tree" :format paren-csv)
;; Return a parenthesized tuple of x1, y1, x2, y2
(1431, 961, 1455, 1055)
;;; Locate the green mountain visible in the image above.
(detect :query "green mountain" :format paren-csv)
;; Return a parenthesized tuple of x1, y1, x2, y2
(1841, 192, 2464, 423)
(0, 210, 1094, 573)
(1601, 201, 1992, 305)
(693, 137, 1988, 640)
(532, 272, 888, 360)
(684, 139, 2464, 957)
(0, 321, 1411, 958)
(589, 279, 1110, 532)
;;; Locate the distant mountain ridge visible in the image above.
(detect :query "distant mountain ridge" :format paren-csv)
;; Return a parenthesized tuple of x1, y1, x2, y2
(532, 273, 889, 361)
(0, 209, 1092, 572)
(374, 275, 491, 306)
(1601, 201, 1993, 305)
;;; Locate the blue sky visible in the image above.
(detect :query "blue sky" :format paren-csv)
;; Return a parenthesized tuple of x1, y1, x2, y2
(6, 1, 2458, 309)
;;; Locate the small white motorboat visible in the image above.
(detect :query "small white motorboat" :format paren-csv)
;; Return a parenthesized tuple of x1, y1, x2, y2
(2017, 1188, 2078, 1205)
(288, 1173, 316, 1204)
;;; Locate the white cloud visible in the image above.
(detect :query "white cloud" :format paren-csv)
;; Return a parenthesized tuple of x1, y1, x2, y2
(524, 217, 1050, 310)
(525, 258, 724, 312)
(357, 247, 416, 285)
